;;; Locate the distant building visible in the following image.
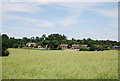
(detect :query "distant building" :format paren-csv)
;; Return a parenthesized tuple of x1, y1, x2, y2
(72, 44, 80, 49)
(26, 43, 37, 47)
(60, 44, 68, 49)
(38, 46, 43, 48)
(80, 44, 88, 47)
(96, 45, 102, 47)
(112, 46, 120, 50)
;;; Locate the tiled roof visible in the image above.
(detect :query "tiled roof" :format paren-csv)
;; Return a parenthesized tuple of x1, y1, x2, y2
(60, 44, 68, 46)
(72, 44, 79, 46)
(80, 44, 88, 46)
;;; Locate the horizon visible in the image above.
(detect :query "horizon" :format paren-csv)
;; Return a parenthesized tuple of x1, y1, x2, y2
(2, 2, 118, 41)
(1, 33, 119, 41)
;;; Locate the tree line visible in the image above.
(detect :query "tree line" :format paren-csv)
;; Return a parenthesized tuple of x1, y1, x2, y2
(1, 34, 120, 56)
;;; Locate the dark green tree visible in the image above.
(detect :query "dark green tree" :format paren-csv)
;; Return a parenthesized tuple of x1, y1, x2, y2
(2, 34, 10, 56)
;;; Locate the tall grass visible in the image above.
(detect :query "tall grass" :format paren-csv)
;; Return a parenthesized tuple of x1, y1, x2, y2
(2, 48, 118, 79)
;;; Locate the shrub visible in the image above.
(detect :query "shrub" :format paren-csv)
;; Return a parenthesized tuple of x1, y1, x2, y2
(95, 47, 104, 51)
(57, 46, 62, 50)
(50, 48, 57, 50)
(2, 49, 9, 56)
(89, 46, 96, 51)
(79, 47, 89, 51)
(13, 44, 19, 48)
(19, 44, 23, 48)
(30, 44, 34, 48)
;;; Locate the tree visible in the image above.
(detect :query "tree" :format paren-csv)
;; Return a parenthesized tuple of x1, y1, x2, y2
(30, 44, 34, 48)
(67, 44, 72, 49)
(89, 44, 96, 51)
(41, 34, 46, 40)
(1, 34, 10, 56)
(13, 44, 19, 48)
(22, 37, 28, 45)
(48, 34, 67, 41)
(35, 36, 40, 42)
(38, 40, 48, 48)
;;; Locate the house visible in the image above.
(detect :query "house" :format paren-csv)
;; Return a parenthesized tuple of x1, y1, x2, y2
(26, 43, 37, 47)
(112, 46, 120, 50)
(96, 45, 102, 47)
(38, 46, 42, 48)
(72, 44, 80, 49)
(60, 44, 68, 49)
(80, 44, 88, 47)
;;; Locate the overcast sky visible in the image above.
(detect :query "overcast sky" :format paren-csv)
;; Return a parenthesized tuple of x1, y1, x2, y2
(1, 2, 118, 41)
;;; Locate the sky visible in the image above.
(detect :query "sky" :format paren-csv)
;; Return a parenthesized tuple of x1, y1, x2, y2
(1, 1, 118, 41)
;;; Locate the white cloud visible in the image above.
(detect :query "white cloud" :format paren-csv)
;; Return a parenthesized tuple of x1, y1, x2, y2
(3, 14, 39, 22)
(2, 2, 118, 41)
(3, 14, 54, 28)
(91, 8, 118, 19)
(58, 15, 79, 27)
(3, 3, 43, 13)
(38, 21, 54, 27)
(3, 2, 118, 28)
(53, 3, 100, 15)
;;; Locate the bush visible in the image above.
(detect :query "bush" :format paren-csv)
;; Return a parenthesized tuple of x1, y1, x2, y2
(13, 44, 19, 48)
(95, 47, 104, 51)
(2, 50, 9, 56)
(79, 47, 89, 51)
(57, 46, 62, 50)
(19, 44, 23, 48)
(50, 48, 57, 50)
(30, 44, 34, 48)
(89, 46, 96, 51)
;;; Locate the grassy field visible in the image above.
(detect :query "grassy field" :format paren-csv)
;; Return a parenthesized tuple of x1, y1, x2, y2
(2, 48, 118, 79)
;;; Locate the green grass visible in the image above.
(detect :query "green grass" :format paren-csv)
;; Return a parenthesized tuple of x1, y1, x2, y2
(2, 48, 118, 79)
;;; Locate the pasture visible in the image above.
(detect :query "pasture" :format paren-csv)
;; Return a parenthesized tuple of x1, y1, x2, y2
(2, 48, 118, 79)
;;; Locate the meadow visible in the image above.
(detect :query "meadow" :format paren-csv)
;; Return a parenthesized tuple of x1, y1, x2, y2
(2, 48, 118, 79)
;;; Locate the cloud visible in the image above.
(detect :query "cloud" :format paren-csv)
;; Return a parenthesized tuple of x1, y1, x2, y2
(38, 21, 54, 27)
(3, 3, 43, 13)
(3, 14, 39, 22)
(91, 8, 118, 19)
(3, 14, 54, 28)
(53, 3, 100, 15)
(46, 3, 102, 27)
(58, 15, 79, 27)
(2, 2, 118, 41)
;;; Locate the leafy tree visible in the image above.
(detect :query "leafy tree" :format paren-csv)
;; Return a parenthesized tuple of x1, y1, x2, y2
(1, 34, 10, 56)
(19, 44, 23, 48)
(48, 34, 67, 41)
(89, 44, 96, 51)
(30, 44, 34, 48)
(79, 47, 89, 51)
(41, 34, 46, 40)
(13, 44, 19, 48)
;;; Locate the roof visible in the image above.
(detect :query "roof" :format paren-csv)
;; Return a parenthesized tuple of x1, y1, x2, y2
(80, 44, 88, 46)
(113, 46, 120, 47)
(38, 46, 42, 47)
(26, 43, 36, 45)
(60, 44, 68, 46)
(72, 44, 79, 46)
(96, 45, 102, 47)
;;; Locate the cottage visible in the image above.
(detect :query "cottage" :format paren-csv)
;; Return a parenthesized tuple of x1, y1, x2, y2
(38, 46, 42, 48)
(60, 44, 68, 49)
(80, 44, 88, 47)
(72, 44, 80, 49)
(112, 46, 120, 50)
(26, 43, 37, 47)
(96, 45, 102, 47)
